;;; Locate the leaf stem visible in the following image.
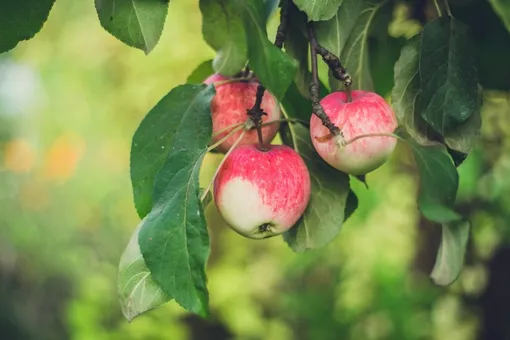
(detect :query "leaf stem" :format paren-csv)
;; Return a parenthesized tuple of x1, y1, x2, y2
(201, 130, 247, 202)
(433, 0, 443, 16)
(211, 118, 307, 143)
(261, 118, 308, 127)
(343, 133, 402, 146)
(207, 125, 244, 151)
(306, 21, 342, 137)
(213, 77, 253, 87)
(212, 122, 245, 138)
(443, 0, 452, 17)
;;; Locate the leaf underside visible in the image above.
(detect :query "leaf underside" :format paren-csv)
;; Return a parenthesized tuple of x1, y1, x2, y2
(118, 220, 170, 322)
(431, 220, 471, 286)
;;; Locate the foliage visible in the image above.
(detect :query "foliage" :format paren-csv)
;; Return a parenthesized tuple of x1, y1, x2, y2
(1, 0, 509, 328)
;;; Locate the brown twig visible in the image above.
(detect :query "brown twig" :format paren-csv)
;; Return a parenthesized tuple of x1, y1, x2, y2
(307, 21, 342, 137)
(247, 0, 290, 151)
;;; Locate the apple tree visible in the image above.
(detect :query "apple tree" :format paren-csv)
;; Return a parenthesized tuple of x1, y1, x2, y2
(2, 0, 509, 321)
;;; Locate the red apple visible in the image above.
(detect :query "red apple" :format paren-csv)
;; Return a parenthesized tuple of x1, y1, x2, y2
(213, 144, 311, 239)
(310, 90, 398, 175)
(204, 74, 281, 153)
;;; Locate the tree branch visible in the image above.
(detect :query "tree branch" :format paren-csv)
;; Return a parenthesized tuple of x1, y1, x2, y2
(306, 21, 342, 137)
(315, 44, 352, 87)
(247, 0, 289, 150)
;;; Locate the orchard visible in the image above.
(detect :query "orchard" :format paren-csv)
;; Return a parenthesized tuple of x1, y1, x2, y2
(2, 0, 510, 332)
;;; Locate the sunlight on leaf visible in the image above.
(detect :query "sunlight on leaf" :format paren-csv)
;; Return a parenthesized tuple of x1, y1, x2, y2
(95, 0, 168, 54)
(241, 0, 297, 100)
(199, 0, 248, 76)
(293, 0, 344, 22)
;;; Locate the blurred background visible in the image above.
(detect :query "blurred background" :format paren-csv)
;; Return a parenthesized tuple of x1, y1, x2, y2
(1, 1, 510, 339)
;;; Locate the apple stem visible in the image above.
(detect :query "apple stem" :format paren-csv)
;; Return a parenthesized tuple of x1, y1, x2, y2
(247, 0, 289, 150)
(307, 22, 343, 138)
(346, 86, 353, 103)
(207, 125, 245, 151)
(343, 133, 402, 146)
(201, 130, 247, 202)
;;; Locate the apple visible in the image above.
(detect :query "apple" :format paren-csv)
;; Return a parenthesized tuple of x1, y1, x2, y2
(310, 90, 398, 175)
(213, 144, 311, 239)
(204, 74, 281, 153)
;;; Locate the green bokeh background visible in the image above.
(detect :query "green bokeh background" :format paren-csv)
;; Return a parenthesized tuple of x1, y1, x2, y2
(1, 1, 510, 340)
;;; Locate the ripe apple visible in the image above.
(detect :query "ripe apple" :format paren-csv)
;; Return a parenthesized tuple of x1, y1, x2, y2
(213, 144, 311, 239)
(310, 90, 398, 175)
(204, 74, 281, 153)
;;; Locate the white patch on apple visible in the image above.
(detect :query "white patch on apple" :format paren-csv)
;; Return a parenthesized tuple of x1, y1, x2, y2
(216, 177, 274, 238)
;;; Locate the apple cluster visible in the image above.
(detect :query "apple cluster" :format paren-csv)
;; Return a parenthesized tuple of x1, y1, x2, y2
(205, 74, 397, 239)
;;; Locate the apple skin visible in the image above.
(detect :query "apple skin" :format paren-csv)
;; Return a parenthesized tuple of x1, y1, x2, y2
(310, 90, 398, 175)
(213, 144, 311, 239)
(204, 74, 281, 153)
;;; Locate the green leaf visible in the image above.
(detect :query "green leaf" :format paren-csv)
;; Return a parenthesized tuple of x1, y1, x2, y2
(0, 0, 55, 53)
(489, 0, 510, 32)
(317, 0, 391, 91)
(392, 34, 482, 161)
(95, 0, 168, 54)
(139, 84, 215, 317)
(118, 220, 170, 321)
(431, 220, 471, 286)
(293, 0, 344, 22)
(340, 0, 393, 91)
(280, 81, 329, 123)
(130, 84, 215, 219)
(242, 0, 297, 100)
(406, 138, 461, 224)
(199, 0, 248, 76)
(281, 123, 351, 252)
(369, 35, 405, 97)
(454, 0, 510, 90)
(419, 16, 479, 134)
(263, 0, 280, 19)
(187, 60, 214, 84)
(315, 0, 362, 58)
(199, 188, 213, 208)
(392, 35, 436, 146)
(285, 5, 312, 99)
(443, 90, 482, 155)
(281, 82, 312, 121)
(315, 0, 364, 89)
